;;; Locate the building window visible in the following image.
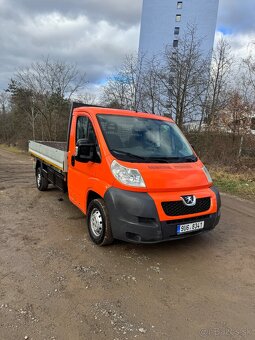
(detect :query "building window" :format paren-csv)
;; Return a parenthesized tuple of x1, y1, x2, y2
(174, 27, 180, 35)
(173, 40, 178, 48)
(176, 14, 181, 22)
(177, 1, 183, 9)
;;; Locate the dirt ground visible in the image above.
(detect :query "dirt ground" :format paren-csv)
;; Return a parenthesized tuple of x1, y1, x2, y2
(0, 146, 255, 340)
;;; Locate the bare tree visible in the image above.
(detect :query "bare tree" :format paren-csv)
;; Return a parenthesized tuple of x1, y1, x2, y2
(101, 54, 145, 111)
(140, 57, 163, 114)
(205, 38, 233, 128)
(15, 57, 87, 99)
(102, 27, 212, 125)
(220, 91, 252, 136)
(9, 57, 87, 140)
(243, 54, 255, 93)
(0, 91, 10, 114)
(242, 51, 255, 121)
(73, 92, 97, 105)
(101, 73, 130, 109)
(158, 25, 210, 129)
(0, 91, 11, 143)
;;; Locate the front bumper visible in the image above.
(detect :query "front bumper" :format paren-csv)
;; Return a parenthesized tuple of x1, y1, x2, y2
(105, 187, 221, 244)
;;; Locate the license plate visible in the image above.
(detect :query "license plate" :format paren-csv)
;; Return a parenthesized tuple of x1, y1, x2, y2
(177, 221, 204, 235)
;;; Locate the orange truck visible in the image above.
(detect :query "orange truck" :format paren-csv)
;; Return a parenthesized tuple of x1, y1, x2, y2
(29, 103, 221, 245)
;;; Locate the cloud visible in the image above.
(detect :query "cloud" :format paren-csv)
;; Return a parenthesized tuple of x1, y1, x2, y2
(0, 0, 142, 90)
(1, 0, 142, 27)
(215, 0, 255, 60)
(215, 31, 255, 59)
(217, 0, 255, 35)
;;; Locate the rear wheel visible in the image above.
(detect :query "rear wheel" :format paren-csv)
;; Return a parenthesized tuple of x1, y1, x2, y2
(36, 167, 48, 191)
(87, 198, 113, 246)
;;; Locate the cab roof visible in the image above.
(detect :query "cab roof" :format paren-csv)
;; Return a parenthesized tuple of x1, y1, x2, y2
(74, 106, 174, 122)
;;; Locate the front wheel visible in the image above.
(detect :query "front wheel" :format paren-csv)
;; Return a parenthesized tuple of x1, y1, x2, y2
(87, 198, 114, 246)
(36, 167, 48, 191)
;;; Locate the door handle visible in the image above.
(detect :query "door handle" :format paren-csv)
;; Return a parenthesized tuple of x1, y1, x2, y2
(71, 155, 75, 166)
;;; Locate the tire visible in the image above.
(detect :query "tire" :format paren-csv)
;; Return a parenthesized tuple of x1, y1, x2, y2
(36, 167, 48, 191)
(87, 198, 114, 246)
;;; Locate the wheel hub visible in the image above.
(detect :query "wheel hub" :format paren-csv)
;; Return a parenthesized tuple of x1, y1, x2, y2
(37, 172, 41, 187)
(90, 208, 103, 237)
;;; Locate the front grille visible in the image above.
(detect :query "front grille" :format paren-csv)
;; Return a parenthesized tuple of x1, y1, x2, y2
(162, 197, 211, 216)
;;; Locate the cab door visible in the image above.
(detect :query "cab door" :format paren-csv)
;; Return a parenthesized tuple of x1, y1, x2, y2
(68, 114, 100, 212)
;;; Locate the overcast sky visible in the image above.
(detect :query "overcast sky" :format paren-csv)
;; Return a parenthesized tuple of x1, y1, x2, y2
(0, 0, 254, 92)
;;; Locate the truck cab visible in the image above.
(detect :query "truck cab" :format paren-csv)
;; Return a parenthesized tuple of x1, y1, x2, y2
(29, 104, 221, 245)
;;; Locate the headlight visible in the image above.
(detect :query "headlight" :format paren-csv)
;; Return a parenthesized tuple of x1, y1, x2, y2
(202, 166, 213, 184)
(111, 160, 146, 187)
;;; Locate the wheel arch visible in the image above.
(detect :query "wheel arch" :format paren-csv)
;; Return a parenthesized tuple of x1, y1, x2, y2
(35, 158, 48, 171)
(35, 159, 41, 171)
(35, 158, 49, 191)
(84, 179, 111, 214)
(86, 190, 102, 211)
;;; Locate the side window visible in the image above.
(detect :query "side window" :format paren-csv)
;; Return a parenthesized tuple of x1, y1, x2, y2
(76, 116, 98, 144)
(87, 121, 96, 143)
(76, 116, 88, 142)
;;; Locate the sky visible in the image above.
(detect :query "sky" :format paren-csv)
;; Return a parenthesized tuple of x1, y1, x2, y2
(0, 0, 254, 93)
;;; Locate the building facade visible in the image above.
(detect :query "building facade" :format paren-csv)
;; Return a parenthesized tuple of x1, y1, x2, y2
(139, 0, 219, 59)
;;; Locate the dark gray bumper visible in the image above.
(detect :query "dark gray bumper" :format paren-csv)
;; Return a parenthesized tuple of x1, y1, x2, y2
(104, 187, 221, 244)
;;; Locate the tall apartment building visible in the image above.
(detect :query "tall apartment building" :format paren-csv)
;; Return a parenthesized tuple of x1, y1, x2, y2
(139, 0, 219, 60)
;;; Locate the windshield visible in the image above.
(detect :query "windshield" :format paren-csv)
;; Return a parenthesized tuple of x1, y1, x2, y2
(97, 114, 196, 163)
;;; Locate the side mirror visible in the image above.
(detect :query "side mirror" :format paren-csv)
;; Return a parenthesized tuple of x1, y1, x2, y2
(75, 139, 95, 163)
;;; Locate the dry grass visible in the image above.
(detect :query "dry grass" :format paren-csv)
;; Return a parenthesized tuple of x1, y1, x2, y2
(210, 166, 255, 202)
(0, 143, 26, 154)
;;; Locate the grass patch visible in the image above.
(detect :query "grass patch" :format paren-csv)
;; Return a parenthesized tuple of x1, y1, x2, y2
(0, 144, 26, 154)
(210, 167, 255, 201)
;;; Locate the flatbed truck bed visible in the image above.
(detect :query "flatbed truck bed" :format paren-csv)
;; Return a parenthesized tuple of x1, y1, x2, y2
(29, 141, 68, 172)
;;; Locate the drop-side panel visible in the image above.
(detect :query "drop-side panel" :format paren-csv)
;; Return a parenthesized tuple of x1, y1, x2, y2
(29, 141, 68, 172)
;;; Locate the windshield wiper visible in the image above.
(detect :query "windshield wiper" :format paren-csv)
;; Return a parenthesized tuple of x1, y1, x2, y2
(110, 149, 197, 163)
(162, 156, 197, 163)
(110, 149, 148, 160)
(148, 156, 197, 163)
(110, 150, 169, 163)
(182, 156, 198, 162)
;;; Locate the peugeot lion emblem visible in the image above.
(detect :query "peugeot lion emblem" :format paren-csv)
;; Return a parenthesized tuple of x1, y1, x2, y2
(181, 195, 197, 207)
